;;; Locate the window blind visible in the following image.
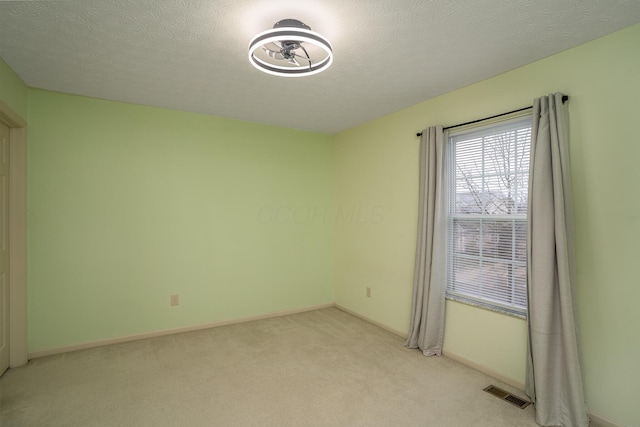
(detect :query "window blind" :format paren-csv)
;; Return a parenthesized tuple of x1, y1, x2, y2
(446, 116, 532, 315)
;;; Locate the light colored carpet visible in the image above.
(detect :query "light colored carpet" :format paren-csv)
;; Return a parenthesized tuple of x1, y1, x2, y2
(0, 308, 540, 426)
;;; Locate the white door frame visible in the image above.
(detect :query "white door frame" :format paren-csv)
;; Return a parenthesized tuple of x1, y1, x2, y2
(0, 98, 27, 368)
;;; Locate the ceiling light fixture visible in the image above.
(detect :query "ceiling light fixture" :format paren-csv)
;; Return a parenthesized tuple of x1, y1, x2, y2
(248, 19, 333, 77)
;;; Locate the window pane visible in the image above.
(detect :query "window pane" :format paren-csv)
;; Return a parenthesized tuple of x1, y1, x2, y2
(455, 179, 483, 214)
(480, 260, 513, 303)
(513, 264, 527, 308)
(452, 219, 480, 256)
(449, 256, 481, 297)
(478, 261, 525, 307)
(483, 174, 519, 215)
(481, 220, 513, 260)
(514, 222, 527, 262)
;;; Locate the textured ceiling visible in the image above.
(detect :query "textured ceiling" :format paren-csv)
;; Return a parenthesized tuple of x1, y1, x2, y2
(1, 0, 639, 134)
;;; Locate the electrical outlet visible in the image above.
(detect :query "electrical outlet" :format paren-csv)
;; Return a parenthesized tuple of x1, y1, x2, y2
(366, 287, 371, 298)
(170, 294, 179, 306)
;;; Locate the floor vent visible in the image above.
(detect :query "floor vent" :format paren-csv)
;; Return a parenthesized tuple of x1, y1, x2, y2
(483, 385, 531, 409)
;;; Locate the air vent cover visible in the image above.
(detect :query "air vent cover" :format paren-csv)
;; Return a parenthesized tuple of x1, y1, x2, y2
(483, 385, 531, 409)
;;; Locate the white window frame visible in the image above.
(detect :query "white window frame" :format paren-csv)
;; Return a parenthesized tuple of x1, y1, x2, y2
(445, 114, 532, 317)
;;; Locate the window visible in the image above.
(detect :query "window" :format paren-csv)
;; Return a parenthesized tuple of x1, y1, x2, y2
(446, 115, 531, 316)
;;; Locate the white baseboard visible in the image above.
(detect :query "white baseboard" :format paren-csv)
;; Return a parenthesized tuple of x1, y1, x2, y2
(334, 304, 408, 338)
(587, 412, 625, 427)
(441, 350, 526, 391)
(28, 303, 334, 359)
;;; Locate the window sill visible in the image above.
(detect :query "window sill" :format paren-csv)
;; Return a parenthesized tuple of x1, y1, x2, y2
(445, 295, 527, 320)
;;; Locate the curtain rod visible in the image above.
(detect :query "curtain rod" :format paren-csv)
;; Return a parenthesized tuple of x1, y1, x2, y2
(416, 95, 569, 137)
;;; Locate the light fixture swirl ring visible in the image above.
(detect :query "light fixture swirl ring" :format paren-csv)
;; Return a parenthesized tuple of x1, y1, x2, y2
(248, 19, 333, 77)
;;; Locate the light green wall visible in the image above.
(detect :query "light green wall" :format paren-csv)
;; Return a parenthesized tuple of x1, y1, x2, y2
(0, 57, 28, 121)
(28, 89, 334, 352)
(334, 23, 640, 425)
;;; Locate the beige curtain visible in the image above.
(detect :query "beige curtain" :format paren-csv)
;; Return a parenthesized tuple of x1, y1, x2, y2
(525, 93, 588, 426)
(405, 126, 447, 356)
